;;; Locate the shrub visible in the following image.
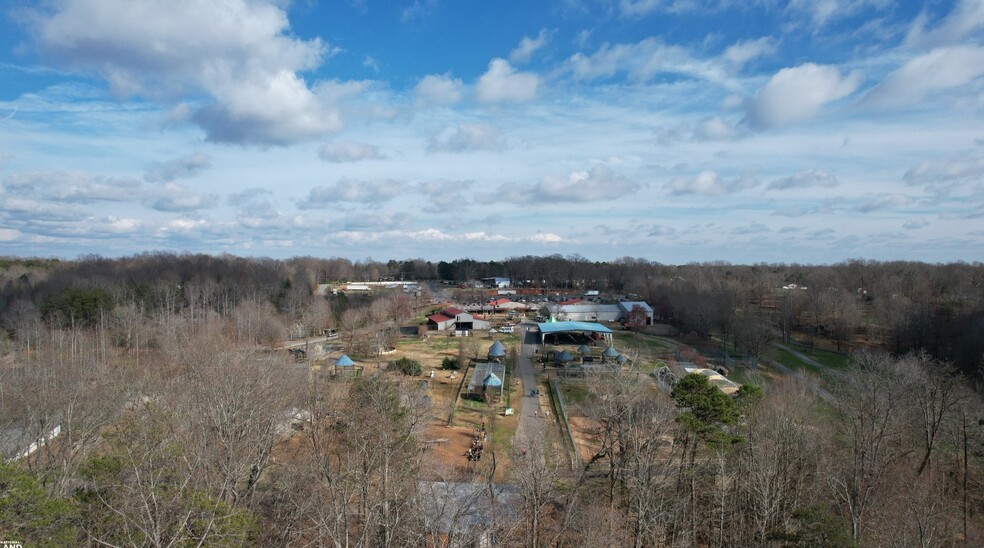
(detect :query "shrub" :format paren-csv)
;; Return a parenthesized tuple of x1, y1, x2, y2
(388, 356, 422, 376)
(440, 357, 460, 370)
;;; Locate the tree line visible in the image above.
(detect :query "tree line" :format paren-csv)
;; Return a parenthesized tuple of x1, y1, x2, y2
(3, 253, 983, 377)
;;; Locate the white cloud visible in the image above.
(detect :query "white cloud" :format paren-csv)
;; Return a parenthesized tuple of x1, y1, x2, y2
(746, 63, 863, 128)
(733, 222, 770, 234)
(2, 169, 215, 211)
(906, 0, 984, 48)
(333, 227, 564, 245)
(4, 170, 142, 202)
(658, 116, 742, 144)
(362, 56, 379, 73)
(318, 142, 386, 162)
(298, 178, 404, 207)
(618, 0, 713, 17)
(414, 73, 464, 105)
(903, 149, 984, 195)
(150, 182, 218, 211)
(767, 169, 839, 190)
(0, 228, 23, 241)
(666, 170, 757, 195)
(903, 219, 929, 230)
(855, 193, 912, 212)
(787, 0, 891, 28)
(723, 37, 777, 69)
(416, 179, 474, 212)
(428, 123, 505, 152)
(475, 59, 540, 103)
(402, 0, 439, 22)
(524, 164, 639, 203)
(30, 0, 344, 145)
(863, 46, 984, 108)
(509, 29, 550, 65)
(566, 37, 728, 83)
(228, 187, 272, 207)
(335, 211, 413, 231)
(144, 152, 211, 182)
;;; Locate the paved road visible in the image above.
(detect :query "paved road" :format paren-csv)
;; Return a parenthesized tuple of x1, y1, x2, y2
(513, 322, 544, 450)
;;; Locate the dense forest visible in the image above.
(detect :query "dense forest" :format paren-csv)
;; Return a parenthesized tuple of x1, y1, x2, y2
(1, 253, 984, 546)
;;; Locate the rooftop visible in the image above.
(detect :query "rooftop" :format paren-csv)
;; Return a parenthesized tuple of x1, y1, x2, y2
(538, 321, 614, 335)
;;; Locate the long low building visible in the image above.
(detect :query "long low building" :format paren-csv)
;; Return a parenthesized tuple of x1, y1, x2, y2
(537, 321, 614, 345)
(539, 300, 654, 325)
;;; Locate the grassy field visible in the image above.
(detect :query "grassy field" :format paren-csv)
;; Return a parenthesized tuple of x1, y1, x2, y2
(559, 381, 592, 407)
(796, 346, 853, 369)
(613, 331, 678, 368)
(773, 344, 853, 372)
(771, 347, 821, 373)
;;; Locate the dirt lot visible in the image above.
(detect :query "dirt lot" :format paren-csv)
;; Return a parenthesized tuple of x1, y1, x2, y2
(392, 334, 522, 482)
(568, 415, 605, 464)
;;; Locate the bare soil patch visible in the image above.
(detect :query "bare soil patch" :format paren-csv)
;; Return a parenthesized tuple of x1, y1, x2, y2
(568, 415, 605, 464)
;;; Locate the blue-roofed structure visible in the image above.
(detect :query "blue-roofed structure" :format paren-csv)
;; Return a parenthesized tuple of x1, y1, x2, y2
(555, 350, 575, 364)
(488, 341, 507, 360)
(333, 354, 360, 376)
(466, 362, 506, 401)
(602, 346, 619, 357)
(536, 321, 614, 345)
(577, 344, 591, 355)
(483, 373, 502, 387)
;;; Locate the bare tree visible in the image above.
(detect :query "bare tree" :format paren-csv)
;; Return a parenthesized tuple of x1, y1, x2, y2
(169, 325, 305, 508)
(735, 378, 824, 544)
(6, 330, 127, 496)
(827, 351, 915, 543)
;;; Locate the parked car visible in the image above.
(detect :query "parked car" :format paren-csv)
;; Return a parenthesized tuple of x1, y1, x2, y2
(500, 325, 514, 334)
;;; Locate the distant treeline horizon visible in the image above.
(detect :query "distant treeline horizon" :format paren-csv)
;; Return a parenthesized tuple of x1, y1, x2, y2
(2, 251, 983, 378)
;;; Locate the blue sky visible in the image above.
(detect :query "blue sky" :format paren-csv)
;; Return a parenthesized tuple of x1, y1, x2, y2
(0, 0, 982, 263)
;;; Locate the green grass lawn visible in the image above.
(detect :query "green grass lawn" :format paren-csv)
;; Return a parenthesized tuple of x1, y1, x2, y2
(559, 381, 593, 406)
(779, 343, 853, 370)
(771, 347, 821, 373)
(613, 331, 677, 367)
(801, 347, 852, 369)
(723, 367, 762, 387)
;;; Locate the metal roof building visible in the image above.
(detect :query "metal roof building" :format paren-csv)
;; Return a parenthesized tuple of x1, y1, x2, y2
(536, 321, 614, 345)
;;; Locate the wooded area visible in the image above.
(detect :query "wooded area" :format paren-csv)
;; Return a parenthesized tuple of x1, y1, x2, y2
(1, 253, 984, 546)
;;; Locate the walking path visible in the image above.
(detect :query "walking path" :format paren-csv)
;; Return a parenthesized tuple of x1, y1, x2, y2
(767, 342, 835, 403)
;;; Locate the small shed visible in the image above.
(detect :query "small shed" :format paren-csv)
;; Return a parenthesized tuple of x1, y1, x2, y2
(488, 341, 507, 361)
(602, 346, 619, 364)
(577, 344, 591, 355)
(334, 354, 359, 375)
(555, 350, 575, 365)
